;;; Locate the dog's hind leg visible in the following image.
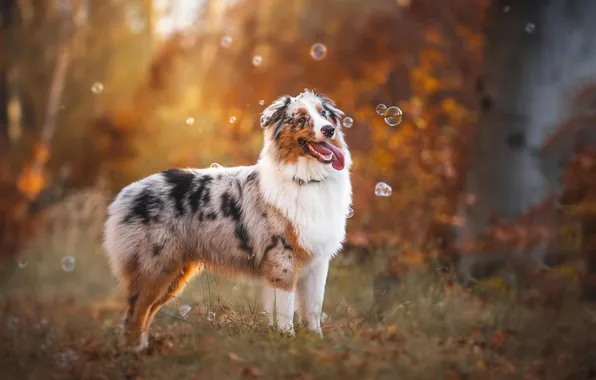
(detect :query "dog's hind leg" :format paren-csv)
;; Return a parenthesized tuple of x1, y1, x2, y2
(123, 271, 176, 351)
(145, 262, 203, 329)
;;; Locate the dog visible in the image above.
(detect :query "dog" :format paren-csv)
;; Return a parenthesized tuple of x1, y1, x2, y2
(103, 90, 352, 350)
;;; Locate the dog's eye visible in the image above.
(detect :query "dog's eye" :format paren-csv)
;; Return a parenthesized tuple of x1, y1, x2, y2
(320, 110, 327, 117)
(297, 117, 306, 125)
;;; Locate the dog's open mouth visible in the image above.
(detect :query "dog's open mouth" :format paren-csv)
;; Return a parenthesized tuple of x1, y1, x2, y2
(299, 139, 345, 171)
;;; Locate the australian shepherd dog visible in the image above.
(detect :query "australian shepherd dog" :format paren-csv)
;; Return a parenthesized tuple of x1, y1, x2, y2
(103, 91, 352, 350)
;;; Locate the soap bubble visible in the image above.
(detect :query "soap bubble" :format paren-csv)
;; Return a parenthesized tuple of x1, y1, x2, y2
(90, 82, 104, 94)
(375, 182, 392, 197)
(210, 163, 222, 169)
(347, 207, 354, 219)
(503, 5, 511, 13)
(310, 43, 327, 60)
(342, 117, 353, 128)
(56, 349, 77, 369)
(376, 104, 388, 116)
(17, 257, 28, 269)
(229, 116, 236, 124)
(259, 100, 265, 106)
(6, 316, 18, 330)
(525, 23, 535, 33)
(185, 117, 195, 126)
(220, 35, 232, 47)
(252, 55, 262, 67)
(61, 256, 75, 272)
(384, 106, 403, 127)
(178, 304, 192, 317)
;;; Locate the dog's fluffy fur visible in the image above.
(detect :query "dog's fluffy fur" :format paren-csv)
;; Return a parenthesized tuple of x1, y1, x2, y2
(103, 91, 352, 350)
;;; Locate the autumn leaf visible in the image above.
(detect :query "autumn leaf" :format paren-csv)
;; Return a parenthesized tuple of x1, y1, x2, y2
(387, 325, 398, 336)
(228, 352, 245, 362)
(241, 367, 261, 378)
(491, 331, 506, 346)
(17, 165, 46, 200)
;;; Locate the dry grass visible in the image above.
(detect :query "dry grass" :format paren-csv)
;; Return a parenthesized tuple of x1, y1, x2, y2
(1, 189, 596, 379)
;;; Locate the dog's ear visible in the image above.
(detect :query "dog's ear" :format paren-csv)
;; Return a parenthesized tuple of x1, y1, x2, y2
(318, 94, 345, 127)
(260, 95, 292, 128)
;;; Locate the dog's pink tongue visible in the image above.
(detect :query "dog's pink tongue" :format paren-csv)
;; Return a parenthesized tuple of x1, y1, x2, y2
(313, 141, 345, 171)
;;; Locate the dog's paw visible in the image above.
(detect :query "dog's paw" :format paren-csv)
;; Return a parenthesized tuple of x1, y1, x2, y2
(132, 334, 149, 353)
(281, 328, 296, 337)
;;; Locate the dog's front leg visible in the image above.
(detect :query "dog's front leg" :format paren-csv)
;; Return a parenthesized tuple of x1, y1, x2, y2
(262, 285, 295, 335)
(296, 259, 329, 337)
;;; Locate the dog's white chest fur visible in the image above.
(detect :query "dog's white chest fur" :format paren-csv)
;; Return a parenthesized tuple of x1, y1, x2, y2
(258, 154, 352, 260)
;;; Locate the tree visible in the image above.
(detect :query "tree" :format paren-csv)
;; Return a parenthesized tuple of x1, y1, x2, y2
(457, 0, 596, 295)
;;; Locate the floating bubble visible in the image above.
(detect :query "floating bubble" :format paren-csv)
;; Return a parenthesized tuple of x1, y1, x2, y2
(258, 100, 265, 106)
(210, 163, 222, 169)
(61, 256, 75, 272)
(229, 116, 236, 124)
(347, 207, 354, 219)
(220, 35, 232, 48)
(7, 316, 18, 330)
(17, 257, 28, 269)
(56, 349, 77, 369)
(503, 5, 511, 13)
(252, 55, 262, 67)
(342, 117, 353, 128)
(525, 23, 535, 33)
(207, 311, 216, 322)
(376, 104, 388, 116)
(375, 182, 392, 197)
(232, 286, 237, 291)
(90, 82, 104, 94)
(384, 106, 403, 127)
(310, 43, 327, 60)
(130, 19, 145, 34)
(185, 117, 195, 126)
(179, 304, 192, 317)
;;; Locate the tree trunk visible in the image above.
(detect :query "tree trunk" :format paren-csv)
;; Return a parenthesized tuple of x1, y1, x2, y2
(458, 0, 596, 280)
(0, 0, 17, 155)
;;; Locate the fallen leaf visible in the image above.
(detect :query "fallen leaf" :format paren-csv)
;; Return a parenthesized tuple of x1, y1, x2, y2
(387, 325, 398, 336)
(228, 352, 245, 362)
(241, 367, 261, 378)
(491, 331, 506, 346)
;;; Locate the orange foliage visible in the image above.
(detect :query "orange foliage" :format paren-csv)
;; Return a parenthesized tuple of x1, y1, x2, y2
(1, 0, 492, 262)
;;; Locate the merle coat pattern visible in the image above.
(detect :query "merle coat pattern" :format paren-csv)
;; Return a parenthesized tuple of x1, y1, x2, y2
(104, 91, 352, 350)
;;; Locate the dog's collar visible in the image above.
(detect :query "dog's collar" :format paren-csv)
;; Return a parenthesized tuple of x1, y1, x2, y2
(293, 176, 322, 186)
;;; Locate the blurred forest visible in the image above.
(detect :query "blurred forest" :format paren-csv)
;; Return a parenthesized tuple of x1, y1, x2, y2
(1, 0, 596, 297)
(4, 1, 596, 378)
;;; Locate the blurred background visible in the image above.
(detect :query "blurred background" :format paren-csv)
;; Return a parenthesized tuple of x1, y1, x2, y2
(2, 0, 596, 378)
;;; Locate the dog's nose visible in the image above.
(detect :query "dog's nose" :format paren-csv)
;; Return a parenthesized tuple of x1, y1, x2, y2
(321, 125, 335, 138)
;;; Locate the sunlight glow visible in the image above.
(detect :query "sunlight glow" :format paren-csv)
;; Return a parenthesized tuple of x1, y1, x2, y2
(154, 0, 205, 37)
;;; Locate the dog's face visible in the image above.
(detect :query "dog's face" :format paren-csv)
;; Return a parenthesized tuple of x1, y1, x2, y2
(260, 91, 346, 171)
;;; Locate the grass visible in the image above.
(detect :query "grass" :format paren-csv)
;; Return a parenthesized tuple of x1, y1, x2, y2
(1, 190, 596, 379)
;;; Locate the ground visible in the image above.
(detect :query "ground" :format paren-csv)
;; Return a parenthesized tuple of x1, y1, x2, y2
(2, 236, 596, 380)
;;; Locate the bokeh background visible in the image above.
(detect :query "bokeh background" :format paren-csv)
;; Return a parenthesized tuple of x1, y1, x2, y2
(2, 0, 596, 378)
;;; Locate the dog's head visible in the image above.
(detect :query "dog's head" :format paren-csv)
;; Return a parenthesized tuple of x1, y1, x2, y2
(260, 91, 347, 171)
